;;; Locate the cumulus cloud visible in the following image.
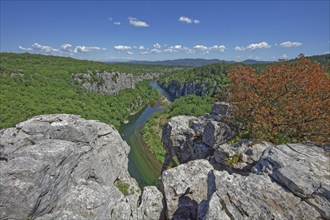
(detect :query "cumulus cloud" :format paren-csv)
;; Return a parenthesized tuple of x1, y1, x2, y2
(279, 41, 302, 48)
(61, 43, 73, 52)
(114, 45, 131, 51)
(18, 46, 32, 51)
(179, 16, 200, 24)
(32, 43, 59, 53)
(138, 46, 145, 50)
(164, 48, 176, 53)
(193, 44, 226, 53)
(234, 41, 271, 51)
(113, 22, 121, 26)
(170, 45, 183, 50)
(126, 51, 133, 55)
(150, 49, 161, 53)
(153, 43, 161, 49)
(74, 46, 106, 53)
(18, 43, 106, 55)
(128, 17, 149, 27)
(210, 45, 225, 52)
(193, 45, 208, 51)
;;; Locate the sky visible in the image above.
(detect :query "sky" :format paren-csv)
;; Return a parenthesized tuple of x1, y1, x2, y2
(1, 0, 329, 62)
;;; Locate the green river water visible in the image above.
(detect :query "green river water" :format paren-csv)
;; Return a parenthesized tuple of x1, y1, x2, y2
(119, 82, 174, 188)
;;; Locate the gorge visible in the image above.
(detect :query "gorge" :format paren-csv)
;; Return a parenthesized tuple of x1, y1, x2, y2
(0, 53, 329, 219)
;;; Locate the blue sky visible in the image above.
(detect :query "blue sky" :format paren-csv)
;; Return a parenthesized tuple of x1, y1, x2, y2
(1, 1, 329, 61)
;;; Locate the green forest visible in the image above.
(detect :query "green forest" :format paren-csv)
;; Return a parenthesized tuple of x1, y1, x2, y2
(0, 53, 180, 128)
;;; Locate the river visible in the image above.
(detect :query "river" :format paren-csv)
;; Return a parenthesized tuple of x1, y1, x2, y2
(119, 81, 174, 188)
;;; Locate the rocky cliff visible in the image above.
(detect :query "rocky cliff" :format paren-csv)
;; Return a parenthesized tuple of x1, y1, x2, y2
(160, 102, 330, 219)
(74, 71, 160, 94)
(0, 114, 163, 220)
(1, 111, 329, 220)
(160, 79, 217, 98)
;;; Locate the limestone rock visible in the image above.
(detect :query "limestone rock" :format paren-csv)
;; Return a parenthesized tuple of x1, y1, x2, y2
(202, 121, 233, 148)
(213, 140, 271, 172)
(110, 186, 164, 220)
(204, 170, 321, 220)
(138, 186, 165, 220)
(0, 114, 136, 220)
(74, 71, 160, 95)
(211, 102, 230, 116)
(161, 116, 214, 171)
(161, 80, 217, 99)
(160, 159, 214, 219)
(253, 143, 330, 219)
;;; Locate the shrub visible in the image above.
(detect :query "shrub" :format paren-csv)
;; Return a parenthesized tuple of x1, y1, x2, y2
(227, 57, 330, 144)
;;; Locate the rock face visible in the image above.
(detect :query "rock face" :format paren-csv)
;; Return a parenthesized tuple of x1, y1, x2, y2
(160, 103, 330, 219)
(74, 71, 159, 94)
(161, 160, 214, 219)
(253, 143, 330, 219)
(160, 80, 217, 99)
(0, 114, 164, 220)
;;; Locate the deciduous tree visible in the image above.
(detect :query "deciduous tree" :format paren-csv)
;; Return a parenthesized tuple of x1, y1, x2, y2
(227, 57, 330, 143)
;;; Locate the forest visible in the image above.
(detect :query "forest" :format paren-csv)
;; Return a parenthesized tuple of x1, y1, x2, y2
(0, 52, 182, 128)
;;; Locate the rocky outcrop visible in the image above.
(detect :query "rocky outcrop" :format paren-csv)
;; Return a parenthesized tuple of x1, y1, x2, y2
(205, 169, 321, 220)
(160, 103, 330, 219)
(0, 114, 164, 220)
(161, 160, 214, 219)
(161, 102, 237, 171)
(253, 143, 330, 219)
(74, 71, 160, 94)
(160, 80, 217, 99)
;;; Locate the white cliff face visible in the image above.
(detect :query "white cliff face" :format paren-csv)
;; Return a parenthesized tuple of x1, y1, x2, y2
(161, 80, 217, 99)
(1, 110, 329, 220)
(74, 71, 160, 94)
(0, 114, 164, 220)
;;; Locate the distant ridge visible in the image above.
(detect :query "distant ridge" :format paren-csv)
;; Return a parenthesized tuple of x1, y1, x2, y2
(127, 58, 235, 66)
(125, 58, 273, 66)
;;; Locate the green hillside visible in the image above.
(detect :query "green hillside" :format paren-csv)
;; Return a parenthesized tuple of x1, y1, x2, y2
(0, 53, 179, 128)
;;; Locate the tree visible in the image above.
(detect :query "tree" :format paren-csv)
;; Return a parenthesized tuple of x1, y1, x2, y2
(227, 57, 330, 144)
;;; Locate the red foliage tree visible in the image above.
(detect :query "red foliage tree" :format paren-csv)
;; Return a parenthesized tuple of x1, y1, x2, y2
(227, 57, 330, 143)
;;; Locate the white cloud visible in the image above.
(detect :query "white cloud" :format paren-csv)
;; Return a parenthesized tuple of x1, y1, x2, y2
(193, 19, 200, 24)
(128, 17, 149, 27)
(179, 16, 200, 24)
(150, 49, 161, 53)
(114, 45, 131, 51)
(193, 45, 208, 51)
(113, 22, 121, 26)
(74, 46, 106, 53)
(234, 41, 271, 51)
(141, 51, 149, 55)
(138, 46, 145, 50)
(164, 48, 176, 53)
(210, 45, 225, 52)
(153, 43, 161, 49)
(18, 46, 32, 51)
(170, 45, 183, 50)
(193, 44, 226, 54)
(32, 43, 59, 53)
(61, 43, 73, 52)
(279, 41, 302, 48)
(126, 51, 133, 55)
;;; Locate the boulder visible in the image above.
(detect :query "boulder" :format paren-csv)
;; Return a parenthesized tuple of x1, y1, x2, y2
(202, 121, 233, 148)
(204, 170, 321, 220)
(160, 160, 214, 219)
(0, 114, 137, 219)
(253, 143, 330, 219)
(213, 140, 271, 172)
